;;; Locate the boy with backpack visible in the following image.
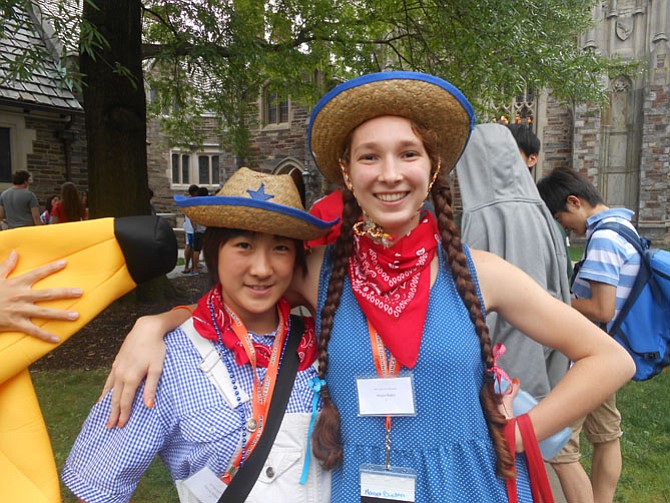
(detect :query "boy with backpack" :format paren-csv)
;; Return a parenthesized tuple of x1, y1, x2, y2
(537, 167, 641, 503)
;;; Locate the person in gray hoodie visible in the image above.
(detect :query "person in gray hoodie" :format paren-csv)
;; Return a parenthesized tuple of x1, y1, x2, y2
(455, 123, 571, 402)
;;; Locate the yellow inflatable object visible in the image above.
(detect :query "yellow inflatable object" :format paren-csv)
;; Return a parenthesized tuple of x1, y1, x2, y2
(0, 216, 177, 503)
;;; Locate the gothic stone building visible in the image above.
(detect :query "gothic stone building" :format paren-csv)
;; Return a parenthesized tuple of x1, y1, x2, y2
(0, 5, 87, 209)
(535, 0, 670, 245)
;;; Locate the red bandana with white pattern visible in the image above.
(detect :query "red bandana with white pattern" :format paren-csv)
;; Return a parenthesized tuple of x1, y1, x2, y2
(192, 285, 318, 371)
(348, 211, 439, 368)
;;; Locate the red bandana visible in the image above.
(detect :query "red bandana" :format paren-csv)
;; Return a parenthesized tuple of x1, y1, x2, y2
(349, 211, 439, 368)
(191, 285, 318, 371)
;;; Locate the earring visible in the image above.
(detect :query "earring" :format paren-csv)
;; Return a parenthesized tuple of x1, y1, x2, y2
(339, 161, 354, 193)
(426, 160, 442, 196)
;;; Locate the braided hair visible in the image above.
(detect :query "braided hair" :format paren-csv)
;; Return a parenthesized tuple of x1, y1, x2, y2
(311, 119, 514, 478)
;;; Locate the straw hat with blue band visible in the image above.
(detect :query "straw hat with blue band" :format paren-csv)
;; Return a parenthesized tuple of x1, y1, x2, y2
(308, 71, 476, 185)
(174, 167, 338, 241)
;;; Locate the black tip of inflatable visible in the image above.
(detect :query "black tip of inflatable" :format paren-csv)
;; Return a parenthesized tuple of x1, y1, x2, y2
(114, 216, 178, 284)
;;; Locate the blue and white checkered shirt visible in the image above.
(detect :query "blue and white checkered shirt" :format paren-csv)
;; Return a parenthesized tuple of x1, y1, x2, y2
(571, 208, 641, 330)
(62, 323, 319, 503)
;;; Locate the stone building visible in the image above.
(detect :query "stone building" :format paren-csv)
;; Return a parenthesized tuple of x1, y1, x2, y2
(146, 86, 317, 224)
(0, 4, 87, 212)
(534, 0, 670, 244)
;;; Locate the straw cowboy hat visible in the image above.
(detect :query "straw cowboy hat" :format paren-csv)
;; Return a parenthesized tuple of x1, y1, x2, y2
(174, 167, 338, 241)
(308, 71, 476, 185)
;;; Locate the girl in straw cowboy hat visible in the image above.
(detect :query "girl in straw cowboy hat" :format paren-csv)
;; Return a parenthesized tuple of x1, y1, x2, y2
(62, 168, 336, 503)
(104, 72, 633, 502)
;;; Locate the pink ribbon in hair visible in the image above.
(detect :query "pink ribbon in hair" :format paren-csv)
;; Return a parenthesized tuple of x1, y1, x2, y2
(487, 343, 513, 394)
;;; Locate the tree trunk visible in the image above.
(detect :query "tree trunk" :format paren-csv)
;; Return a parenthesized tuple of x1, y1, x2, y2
(80, 0, 175, 299)
(80, 0, 149, 218)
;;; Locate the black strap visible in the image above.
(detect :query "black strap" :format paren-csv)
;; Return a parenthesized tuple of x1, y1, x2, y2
(218, 315, 305, 503)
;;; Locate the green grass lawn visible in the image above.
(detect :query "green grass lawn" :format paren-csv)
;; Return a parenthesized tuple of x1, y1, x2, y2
(32, 366, 670, 501)
(33, 369, 176, 502)
(569, 245, 584, 264)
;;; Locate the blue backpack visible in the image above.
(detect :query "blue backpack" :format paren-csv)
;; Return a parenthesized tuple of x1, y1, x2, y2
(579, 222, 670, 381)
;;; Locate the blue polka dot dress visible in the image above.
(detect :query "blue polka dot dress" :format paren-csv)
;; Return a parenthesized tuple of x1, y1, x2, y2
(317, 246, 534, 502)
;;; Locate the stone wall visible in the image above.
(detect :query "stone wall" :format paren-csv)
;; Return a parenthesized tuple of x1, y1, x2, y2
(23, 111, 88, 209)
(639, 79, 670, 243)
(540, 94, 575, 176)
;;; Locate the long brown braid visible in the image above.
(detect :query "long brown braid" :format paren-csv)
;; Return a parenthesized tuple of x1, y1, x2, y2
(311, 188, 361, 469)
(430, 173, 516, 478)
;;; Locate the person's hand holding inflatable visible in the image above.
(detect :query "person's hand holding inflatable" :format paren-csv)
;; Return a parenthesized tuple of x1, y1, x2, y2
(0, 215, 177, 503)
(0, 250, 82, 342)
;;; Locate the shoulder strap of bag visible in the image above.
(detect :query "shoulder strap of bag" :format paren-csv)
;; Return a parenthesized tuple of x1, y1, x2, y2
(517, 414, 554, 503)
(590, 221, 651, 336)
(218, 315, 304, 503)
(504, 415, 555, 503)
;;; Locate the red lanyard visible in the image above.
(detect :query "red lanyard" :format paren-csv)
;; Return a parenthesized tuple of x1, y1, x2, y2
(223, 304, 287, 482)
(367, 319, 400, 442)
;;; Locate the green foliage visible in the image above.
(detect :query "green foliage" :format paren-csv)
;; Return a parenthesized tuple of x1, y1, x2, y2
(1, 0, 640, 157)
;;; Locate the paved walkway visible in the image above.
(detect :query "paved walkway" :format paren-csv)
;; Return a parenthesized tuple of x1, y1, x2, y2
(167, 247, 208, 279)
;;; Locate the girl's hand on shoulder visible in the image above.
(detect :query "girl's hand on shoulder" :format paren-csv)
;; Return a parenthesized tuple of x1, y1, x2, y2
(101, 311, 187, 428)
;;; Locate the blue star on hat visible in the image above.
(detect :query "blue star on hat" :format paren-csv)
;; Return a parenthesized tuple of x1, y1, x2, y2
(247, 182, 274, 201)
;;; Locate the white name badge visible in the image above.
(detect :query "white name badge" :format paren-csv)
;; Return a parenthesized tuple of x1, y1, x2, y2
(356, 374, 416, 417)
(180, 466, 227, 503)
(360, 464, 416, 502)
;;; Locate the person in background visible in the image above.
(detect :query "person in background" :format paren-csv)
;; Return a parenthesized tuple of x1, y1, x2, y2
(40, 195, 60, 225)
(507, 123, 573, 279)
(148, 188, 157, 216)
(51, 182, 87, 224)
(0, 171, 42, 228)
(507, 123, 541, 172)
(181, 184, 199, 274)
(538, 167, 640, 503)
(189, 186, 209, 275)
(81, 190, 90, 219)
(101, 72, 635, 501)
(456, 123, 571, 402)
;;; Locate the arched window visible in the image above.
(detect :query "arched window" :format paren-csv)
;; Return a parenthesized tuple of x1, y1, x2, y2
(493, 86, 537, 126)
(274, 160, 306, 207)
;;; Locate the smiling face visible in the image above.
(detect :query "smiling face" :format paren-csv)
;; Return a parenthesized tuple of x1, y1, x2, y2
(217, 232, 296, 334)
(344, 115, 433, 239)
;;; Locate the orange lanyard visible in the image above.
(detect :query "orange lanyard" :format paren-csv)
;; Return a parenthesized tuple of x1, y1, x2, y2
(223, 304, 287, 481)
(367, 319, 400, 468)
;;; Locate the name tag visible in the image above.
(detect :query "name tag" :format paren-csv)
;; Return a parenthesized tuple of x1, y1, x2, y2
(360, 464, 416, 502)
(356, 375, 416, 416)
(180, 466, 227, 503)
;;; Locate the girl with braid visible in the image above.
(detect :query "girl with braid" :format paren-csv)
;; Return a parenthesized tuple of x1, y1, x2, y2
(105, 72, 634, 502)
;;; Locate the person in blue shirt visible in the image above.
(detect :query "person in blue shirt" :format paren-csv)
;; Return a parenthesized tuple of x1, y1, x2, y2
(538, 167, 641, 503)
(62, 169, 335, 503)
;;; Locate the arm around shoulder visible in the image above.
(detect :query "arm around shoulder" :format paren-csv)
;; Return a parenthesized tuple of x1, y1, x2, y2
(101, 307, 191, 428)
